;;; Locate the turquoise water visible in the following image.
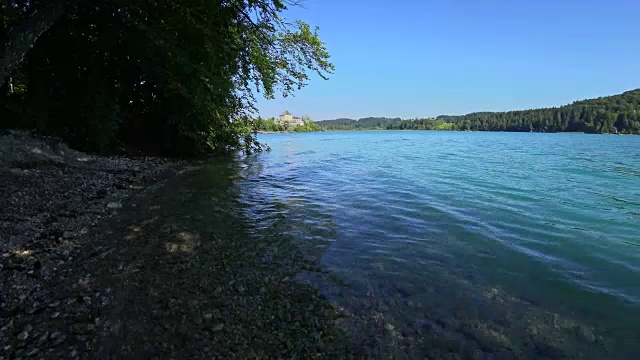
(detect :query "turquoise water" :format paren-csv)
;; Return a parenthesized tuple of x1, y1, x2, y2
(241, 131, 639, 358)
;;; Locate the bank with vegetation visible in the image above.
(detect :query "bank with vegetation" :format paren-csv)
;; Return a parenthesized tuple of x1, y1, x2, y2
(1, 0, 333, 156)
(253, 117, 322, 133)
(317, 89, 640, 134)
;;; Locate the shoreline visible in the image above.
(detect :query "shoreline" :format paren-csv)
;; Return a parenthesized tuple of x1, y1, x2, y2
(1, 130, 627, 358)
(0, 131, 366, 358)
(314, 129, 636, 135)
(0, 131, 197, 357)
(255, 130, 322, 134)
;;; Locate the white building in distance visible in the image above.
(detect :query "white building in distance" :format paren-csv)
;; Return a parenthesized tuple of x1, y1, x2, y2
(277, 110, 304, 127)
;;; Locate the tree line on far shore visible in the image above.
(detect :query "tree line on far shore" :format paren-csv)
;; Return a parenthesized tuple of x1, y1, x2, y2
(253, 117, 321, 132)
(316, 89, 640, 134)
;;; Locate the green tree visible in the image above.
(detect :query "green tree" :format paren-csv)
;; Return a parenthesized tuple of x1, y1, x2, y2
(314, 89, 640, 134)
(1, 0, 334, 154)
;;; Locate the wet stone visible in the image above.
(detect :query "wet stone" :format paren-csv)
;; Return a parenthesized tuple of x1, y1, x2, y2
(576, 326, 596, 343)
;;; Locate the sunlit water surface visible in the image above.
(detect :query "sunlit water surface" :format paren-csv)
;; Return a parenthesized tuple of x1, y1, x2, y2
(232, 131, 639, 358)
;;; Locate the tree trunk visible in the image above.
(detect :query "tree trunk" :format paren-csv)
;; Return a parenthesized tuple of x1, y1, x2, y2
(0, 0, 81, 86)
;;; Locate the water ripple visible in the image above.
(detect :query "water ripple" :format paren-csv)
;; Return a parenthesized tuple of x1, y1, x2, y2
(249, 131, 640, 357)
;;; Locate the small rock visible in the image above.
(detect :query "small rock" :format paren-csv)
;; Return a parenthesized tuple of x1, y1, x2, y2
(203, 313, 213, 320)
(37, 332, 49, 346)
(26, 348, 39, 356)
(51, 312, 60, 319)
(49, 300, 60, 307)
(577, 326, 596, 342)
(3, 345, 11, 351)
(212, 323, 224, 332)
(26, 302, 40, 314)
(17, 331, 29, 340)
(106, 202, 122, 209)
(50, 332, 66, 346)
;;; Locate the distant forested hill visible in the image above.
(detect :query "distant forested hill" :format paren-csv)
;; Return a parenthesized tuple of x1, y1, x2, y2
(315, 117, 402, 130)
(316, 89, 640, 134)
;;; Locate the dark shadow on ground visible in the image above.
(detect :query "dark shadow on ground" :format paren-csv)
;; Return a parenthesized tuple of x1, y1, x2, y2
(76, 160, 360, 359)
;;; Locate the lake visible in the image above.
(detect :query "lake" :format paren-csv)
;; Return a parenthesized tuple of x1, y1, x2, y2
(238, 131, 639, 358)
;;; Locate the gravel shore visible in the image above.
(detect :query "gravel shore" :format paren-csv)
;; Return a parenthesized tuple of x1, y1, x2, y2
(0, 131, 190, 358)
(0, 131, 358, 359)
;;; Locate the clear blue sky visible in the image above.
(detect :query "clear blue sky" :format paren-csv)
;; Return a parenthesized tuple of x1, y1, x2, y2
(256, 0, 640, 120)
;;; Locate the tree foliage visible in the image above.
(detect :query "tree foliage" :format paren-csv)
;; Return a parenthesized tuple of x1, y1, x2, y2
(316, 90, 640, 134)
(253, 116, 321, 132)
(0, 0, 333, 155)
